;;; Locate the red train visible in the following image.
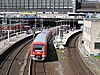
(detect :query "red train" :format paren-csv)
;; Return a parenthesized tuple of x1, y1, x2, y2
(0, 23, 25, 31)
(30, 26, 62, 61)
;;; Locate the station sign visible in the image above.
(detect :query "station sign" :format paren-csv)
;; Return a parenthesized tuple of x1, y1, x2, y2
(21, 11, 37, 15)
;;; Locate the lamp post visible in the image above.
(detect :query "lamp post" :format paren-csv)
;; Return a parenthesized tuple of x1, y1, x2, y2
(20, 20, 21, 33)
(10, 18, 11, 33)
(7, 19, 10, 42)
(31, 19, 37, 40)
(59, 20, 67, 41)
(55, 21, 59, 38)
(20, 19, 23, 33)
(53, 0, 54, 14)
(69, 18, 70, 30)
(35, 19, 37, 29)
(73, 19, 76, 30)
(8, 30, 10, 42)
(59, 20, 63, 43)
(8, 18, 11, 42)
(41, 19, 43, 31)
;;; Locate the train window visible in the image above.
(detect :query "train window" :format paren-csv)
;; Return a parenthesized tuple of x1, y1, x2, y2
(24, 26, 30, 30)
(34, 44, 44, 52)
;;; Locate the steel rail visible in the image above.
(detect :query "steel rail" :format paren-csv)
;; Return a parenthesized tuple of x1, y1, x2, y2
(30, 60, 46, 75)
(68, 34, 94, 75)
(0, 38, 32, 75)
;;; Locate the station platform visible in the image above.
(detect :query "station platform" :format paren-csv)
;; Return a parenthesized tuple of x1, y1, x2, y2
(0, 30, 41, 55)
(0, 32, 33, 55)
(53, 29, 82, 49)
(78, 36, 100, 75)
(53, 29, 100, 75)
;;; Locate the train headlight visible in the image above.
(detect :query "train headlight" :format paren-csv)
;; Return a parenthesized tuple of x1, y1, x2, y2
(37, 52, 40, 54)
(43, 52, 45, 54)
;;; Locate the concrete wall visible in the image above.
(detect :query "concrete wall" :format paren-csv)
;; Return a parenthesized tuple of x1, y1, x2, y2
(83, 20, 91, 54)
(83, 19, 100, 54)
(91, 20, 100, 54)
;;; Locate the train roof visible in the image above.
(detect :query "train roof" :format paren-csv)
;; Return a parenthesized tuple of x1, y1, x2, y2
(41, 29, 49, 34)
(49, 26, 59, 30)
(33, 33, 47, 43)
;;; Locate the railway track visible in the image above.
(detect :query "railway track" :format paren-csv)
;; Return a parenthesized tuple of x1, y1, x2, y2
(68, 34, 94, 75)
(30, 60, 46, 75)
(0, 38, 32, 75)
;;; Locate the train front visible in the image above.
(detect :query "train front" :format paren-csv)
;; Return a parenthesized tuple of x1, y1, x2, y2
(30, 42, 47, 61)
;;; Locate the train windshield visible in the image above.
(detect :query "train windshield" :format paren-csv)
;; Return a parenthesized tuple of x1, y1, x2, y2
(34, 44, 44, 52)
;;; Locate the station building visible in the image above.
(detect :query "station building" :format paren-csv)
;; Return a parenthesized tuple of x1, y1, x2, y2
(82, 18, 100, 55)
(76, 0, 100, 13)
(0, 0, 73, 13)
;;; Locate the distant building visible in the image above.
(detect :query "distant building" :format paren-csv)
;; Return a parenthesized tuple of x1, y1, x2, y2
(0, 0, 73, 13)
(76, 0, 100, 13)
(82, 18, 100, 55)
